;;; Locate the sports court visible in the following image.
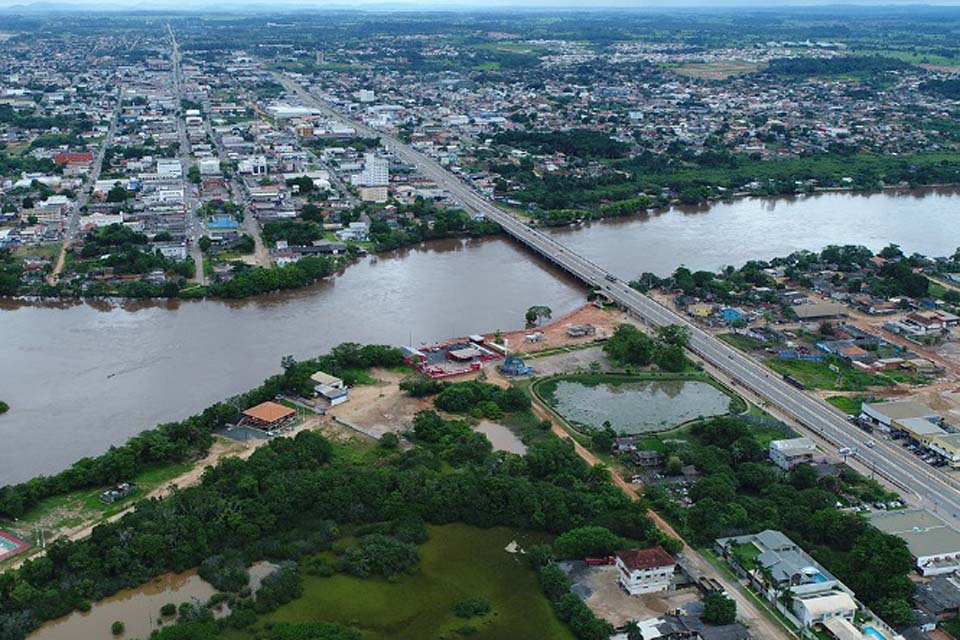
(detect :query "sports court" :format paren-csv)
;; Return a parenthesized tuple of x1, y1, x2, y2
(0, 530, 30, 562)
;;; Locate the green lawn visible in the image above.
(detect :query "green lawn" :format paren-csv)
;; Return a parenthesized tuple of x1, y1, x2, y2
(718, 333, 768, 352)
(825, 395, 868, 415)
(942, 619, 960, 639)
(253, 523, 575, 640)
(0, 461, 194, 540)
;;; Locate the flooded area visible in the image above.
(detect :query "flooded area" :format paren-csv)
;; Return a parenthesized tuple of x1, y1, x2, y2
(542, 377, 733, 434)
(2, 189, 958, 482)
(475, 421, 528, 455)
(29, 562, 275, 640)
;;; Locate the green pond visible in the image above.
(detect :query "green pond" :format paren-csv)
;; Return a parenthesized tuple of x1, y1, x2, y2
(257, 523, 574, 640)
(541, 376, 734, 434)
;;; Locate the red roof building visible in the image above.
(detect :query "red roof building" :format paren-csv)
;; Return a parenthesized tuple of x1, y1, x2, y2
(54, 152, 93, 165)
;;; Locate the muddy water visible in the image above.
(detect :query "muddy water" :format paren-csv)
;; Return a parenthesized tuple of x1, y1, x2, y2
(29, 563, 276, 640)
(0, 237, 584, 484)
(475, 421, 528, 455)
(2, 188, 958, 483)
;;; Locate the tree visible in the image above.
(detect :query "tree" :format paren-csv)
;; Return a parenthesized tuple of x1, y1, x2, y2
(198, 235, 212, 252)
(525, 305, 552, 326)
(702, 592, 736, 625)
(656, 324, 691, 349)
(604, 324, 655, 367)
(553, 526, 624, 559)
(111, 621, 125, 635)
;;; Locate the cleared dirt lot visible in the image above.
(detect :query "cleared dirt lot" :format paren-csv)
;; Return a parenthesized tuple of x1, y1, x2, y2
(327, 368, 432, 438)
(493, 304, 628, 356)
(562, 561, 700, 627)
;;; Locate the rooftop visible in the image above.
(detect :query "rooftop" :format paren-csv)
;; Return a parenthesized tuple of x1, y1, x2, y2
(615, 546, 675, 572)
(869, 509, 960, 560)
(242, 401, 295, 424)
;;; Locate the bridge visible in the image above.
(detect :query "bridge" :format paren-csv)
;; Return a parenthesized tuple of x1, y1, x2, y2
(277, 74, 960, 523)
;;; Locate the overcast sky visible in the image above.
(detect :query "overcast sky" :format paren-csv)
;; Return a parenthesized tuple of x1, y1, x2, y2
(3, 0, 960, 7)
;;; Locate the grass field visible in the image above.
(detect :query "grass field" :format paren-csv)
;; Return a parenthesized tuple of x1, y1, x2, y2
(670, 60, 763, 79)
(0, 461, 194, 542)
(718, 333, 768, 352)
(252, 523, 574, 640)
(764, 358, 887, 391)
(825, 395, 869, 415)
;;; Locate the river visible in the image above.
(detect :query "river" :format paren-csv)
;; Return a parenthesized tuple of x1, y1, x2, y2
(1, 189, 958, 484)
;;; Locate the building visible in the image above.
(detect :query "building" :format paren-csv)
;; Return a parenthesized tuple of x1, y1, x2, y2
(793, 303, 848, 321)
(359, 186, 388, 203)
(860, 400, 939, 430)
(768, 437, 817, 471)
(615, 546, 676, 595)
(311, 371, 348, 406)
(156, 158, 182, 178)
(717, 530, 855, 628)
(353, 153, 389, 187)
(869, 509, 960, 576)
(241, 401, 296, 432)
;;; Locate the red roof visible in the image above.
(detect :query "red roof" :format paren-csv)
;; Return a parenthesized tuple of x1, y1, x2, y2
(616, 546, 675, 571)
(54, 152, 93, 165)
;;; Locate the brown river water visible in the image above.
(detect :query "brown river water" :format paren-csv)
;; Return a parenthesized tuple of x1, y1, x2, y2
(1, 189, 958, 484)
(28, 562, 276, 640)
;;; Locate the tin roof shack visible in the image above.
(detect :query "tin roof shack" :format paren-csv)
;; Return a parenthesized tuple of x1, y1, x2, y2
(311, 371, 348, 406)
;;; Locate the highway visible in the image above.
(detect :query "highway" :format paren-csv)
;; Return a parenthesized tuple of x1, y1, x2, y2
(277, 74, 960, 523)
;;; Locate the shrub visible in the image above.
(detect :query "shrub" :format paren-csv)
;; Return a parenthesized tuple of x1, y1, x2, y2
(111, 621, 124, 636)
(454, 597, 492, 618)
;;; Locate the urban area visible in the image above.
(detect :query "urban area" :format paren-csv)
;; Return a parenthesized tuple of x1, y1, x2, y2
(2, 6, 960, 640)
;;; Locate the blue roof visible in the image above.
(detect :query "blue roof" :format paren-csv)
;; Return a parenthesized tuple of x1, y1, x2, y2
(720, 308, 743, 322)
(208, 214, 240, 230)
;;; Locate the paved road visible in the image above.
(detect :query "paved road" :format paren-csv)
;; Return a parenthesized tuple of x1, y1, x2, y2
(49, 92, 122, 284)
(168, 26, 205, 285)
(278, 73, 960, 524)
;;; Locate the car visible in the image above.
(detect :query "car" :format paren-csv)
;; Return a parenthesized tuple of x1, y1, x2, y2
(864, 440, 876, 448)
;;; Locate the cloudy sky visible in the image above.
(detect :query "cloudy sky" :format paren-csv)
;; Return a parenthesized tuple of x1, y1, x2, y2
(3, 0, 960, 7)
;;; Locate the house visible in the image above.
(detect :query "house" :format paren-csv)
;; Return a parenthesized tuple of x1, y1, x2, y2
(311, 371, 348, 406)
(915, 573, 960, 620)
(632, 450, 662, 466)
(615, 546, 676, 595)
(717, 530, 856, 628)
(768, 438, 817, 471)
(613, 437, 638, 453)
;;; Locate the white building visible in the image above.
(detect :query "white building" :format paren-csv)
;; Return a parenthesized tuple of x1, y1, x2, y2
(861, 400, 939, 430)
(156, 159, 182, 178)
(768, 437, 817, 471)
(352, 153, 389, 187)
(311, 370, 348, 406)
(238, 156, 268, 175)
(357, 89, 375, 103)
(199, 158, 221, 175)
(614, 546, 675, 596)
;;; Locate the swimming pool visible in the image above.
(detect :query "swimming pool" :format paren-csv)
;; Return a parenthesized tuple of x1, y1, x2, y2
(863, 625, 889, 640)
(809, 572, 828, 583)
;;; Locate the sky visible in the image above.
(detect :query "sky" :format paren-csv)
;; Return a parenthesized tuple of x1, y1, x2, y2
(2, 0, 960, 8)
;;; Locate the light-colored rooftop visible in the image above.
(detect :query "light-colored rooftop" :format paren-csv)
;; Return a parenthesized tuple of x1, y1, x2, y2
(869, 509, 960, 559)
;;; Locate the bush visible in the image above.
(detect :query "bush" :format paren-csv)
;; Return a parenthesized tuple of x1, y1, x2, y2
(160, 603, 177, 617)
(379, 432, 400, 449)
(111, 621, 125, 635)
(454, 597, 492, 618)
(703, 592, 736, 625)
(198, 554, 250, 592)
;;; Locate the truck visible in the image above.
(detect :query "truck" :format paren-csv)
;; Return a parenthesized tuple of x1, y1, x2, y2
(782, 374, 806, 390)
